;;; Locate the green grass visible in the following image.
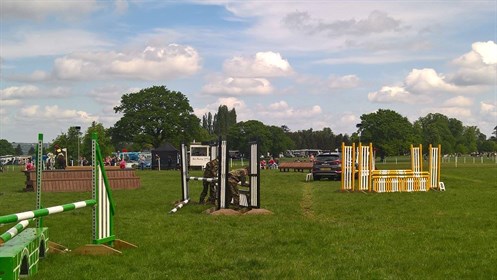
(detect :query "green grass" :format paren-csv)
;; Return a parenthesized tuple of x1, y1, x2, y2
(1, 161, 496, 279)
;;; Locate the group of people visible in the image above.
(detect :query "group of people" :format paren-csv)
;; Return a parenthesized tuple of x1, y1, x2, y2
(199, 158, 250, 210)
(104, 155, 127, 169)
(260, 157, 278, 169)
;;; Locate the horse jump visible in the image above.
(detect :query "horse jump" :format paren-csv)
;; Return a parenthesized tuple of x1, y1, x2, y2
(175, 140, 260, 212)
(341, 142, 443, 193)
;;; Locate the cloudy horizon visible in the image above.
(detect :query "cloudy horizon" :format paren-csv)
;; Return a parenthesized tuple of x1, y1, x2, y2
(1, 0, 496, 143)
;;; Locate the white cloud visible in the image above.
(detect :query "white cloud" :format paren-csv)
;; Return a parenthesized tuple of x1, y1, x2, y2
(0, 108, 9, 125)
(223, 51, 294, 78)
(405, 68, 458, 94)
(37, 44, 202, 81)
(480, 101, 497, 117)
(88, 85, 139, 107)
(0, 85, 71, 107)
(1, 85, 40, 99)
(202, 76, 273, 96)
(17, 105, 98, 123)
(370, 58, 492, 105)
(1, 100, 22, 107)
(450, 41, 497, 86)
(470, 41, 497, 65)
(443, 96, 473, 107)
(256, 101, 322, 120)
(422, 106, 472, 119)
(282, 10, 405, 37)
(368, 86, 419, 103)
(328, 75, 360, 89)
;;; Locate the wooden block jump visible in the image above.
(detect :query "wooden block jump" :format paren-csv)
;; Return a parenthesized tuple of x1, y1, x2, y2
(278, 162, 313, 172)
(23, 167, 140, 192)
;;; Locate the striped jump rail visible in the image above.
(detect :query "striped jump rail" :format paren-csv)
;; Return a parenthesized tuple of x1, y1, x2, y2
(0, 200, 96, 226)
(371, 175, 430, 192)
(371, 170, 429, 176)
(169, 199, 190, 214)
(0, 220, 30, 245)
(187, 177, 218, 182)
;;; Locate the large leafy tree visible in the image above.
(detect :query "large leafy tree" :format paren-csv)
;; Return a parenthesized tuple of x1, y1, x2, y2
(358, 109, 415, 156)
(413, 113, 458, 153)
(111, 86, 201, 148)
(227, 121, 294, 158)
(267, 125, 295, 156)
(227, 120, 272, 157)
(0, 139, 15, 156)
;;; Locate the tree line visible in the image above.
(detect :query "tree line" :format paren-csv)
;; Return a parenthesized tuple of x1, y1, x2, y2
(1, 85, 496, 159)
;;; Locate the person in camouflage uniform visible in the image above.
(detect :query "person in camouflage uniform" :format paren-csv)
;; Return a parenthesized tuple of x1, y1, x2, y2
(199, 158, 219, 204)
(227, 166, 249, 209)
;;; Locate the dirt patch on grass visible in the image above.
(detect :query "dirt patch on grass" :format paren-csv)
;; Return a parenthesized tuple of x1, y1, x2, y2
(210, 209, 242, 216)
(301, 183, 315, 219)
(208, 208, 273, 216)
(244, 208, 273, 215)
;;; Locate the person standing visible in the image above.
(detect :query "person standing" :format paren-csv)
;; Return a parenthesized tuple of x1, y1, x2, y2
(199, 158, 219, 204)
(119, 158, 126, 169)
(227, 166, 249, 210)
(139, 154, 146, 170)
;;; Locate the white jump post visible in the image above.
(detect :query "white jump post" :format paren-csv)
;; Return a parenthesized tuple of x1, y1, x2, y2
(341, 142, 355, 192)
(358, 143, 373, 192)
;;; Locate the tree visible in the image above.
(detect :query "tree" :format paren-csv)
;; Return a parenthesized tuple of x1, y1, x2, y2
(413, 113, 457, 153)
(202, 112, 214, 135)
(227, 120, 272, 157)
(81, 122, 115, 159)
(0, 139, 15, 156)
(15, 144, 23, 155)
(267, 125, 295, 156)
(112, 86, 201, 148)
(358, 109, 415, 156)
(213, 105, 237, 137)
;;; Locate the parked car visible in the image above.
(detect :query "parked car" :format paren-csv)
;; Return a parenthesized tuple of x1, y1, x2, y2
(312, 152, 342, 181)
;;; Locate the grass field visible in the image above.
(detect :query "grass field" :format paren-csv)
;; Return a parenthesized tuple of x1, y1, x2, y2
(1, 160, 496, 279)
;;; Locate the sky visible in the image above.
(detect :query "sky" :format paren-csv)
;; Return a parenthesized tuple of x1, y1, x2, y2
(1, 0, 496, 144)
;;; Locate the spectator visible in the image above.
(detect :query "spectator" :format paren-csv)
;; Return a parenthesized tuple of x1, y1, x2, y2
(260, 159, 267, 170)
(139, 154, 146, 170)
(119, 158, 126, 169)
(25, 159, 35, 171)
(268, 157, 277, 169)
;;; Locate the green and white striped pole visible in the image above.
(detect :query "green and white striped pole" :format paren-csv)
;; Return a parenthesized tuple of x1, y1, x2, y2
(36, 133, 43, 228)
(0, 200, 97, 226)
(0, 220, 30, 245)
